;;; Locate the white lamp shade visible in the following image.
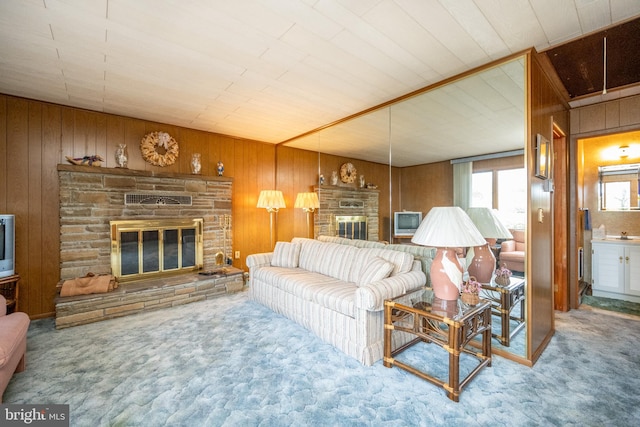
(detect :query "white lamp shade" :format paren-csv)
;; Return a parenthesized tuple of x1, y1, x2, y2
(257, 190, 286, 209)
(465, 207, 513, 239)
(294, 192, 319, 210)
(411, 206, 486, 247)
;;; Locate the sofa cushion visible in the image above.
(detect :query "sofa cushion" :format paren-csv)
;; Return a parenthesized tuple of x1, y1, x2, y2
(271, 241, 301, 268)
(253, 267, 356, 317)
(358, 256, 394, 286)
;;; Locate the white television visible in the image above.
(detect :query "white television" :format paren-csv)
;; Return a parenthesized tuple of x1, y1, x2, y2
(0, 214, 15, 278)
(393, 211, 422, 237)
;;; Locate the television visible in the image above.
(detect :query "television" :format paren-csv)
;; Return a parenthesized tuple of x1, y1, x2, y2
(394, 211, 422, 237)
(0, 214, 15, 278)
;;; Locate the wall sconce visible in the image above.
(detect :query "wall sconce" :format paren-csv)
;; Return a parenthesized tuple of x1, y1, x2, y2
(294, 192, 320, 238)
(257, 190, 286, 249)
(619, 145, 629, 158)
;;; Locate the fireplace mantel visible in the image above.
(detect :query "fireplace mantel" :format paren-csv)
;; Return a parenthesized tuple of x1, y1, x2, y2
(57, 164, 233, 183)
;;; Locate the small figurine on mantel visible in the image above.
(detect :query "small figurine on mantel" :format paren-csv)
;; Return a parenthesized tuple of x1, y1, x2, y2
(217, 161, 224, 176)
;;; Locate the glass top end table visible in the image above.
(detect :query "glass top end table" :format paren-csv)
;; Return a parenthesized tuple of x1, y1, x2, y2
(383, 287, 492, 402)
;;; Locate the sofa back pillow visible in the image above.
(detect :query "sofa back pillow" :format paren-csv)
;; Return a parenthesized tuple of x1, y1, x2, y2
(348, 248, 414, 283)
(271, 241, 302, 268)
(357, 256, 395, 286)
(294, 238, 357, 282)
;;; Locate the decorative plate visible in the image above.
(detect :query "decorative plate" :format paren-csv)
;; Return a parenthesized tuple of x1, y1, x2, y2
(340, 162, 357, 183)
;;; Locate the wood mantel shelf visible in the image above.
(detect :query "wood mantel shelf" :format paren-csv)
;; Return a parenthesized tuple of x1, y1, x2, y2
(57, 164, 233, 182)
(315, 185, 379, 192)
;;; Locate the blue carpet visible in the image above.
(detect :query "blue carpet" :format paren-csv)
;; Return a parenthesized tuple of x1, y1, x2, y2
(4, 291, 640, 426)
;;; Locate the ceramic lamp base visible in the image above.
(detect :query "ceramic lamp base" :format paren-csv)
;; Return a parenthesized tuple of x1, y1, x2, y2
(467, 244, 496, 283)
(430, 247, 463, 300)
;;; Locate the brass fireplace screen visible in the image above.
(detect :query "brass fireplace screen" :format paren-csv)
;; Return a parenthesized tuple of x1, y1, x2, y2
(335, 215, 367, 240)
(110, 218, 203, 281)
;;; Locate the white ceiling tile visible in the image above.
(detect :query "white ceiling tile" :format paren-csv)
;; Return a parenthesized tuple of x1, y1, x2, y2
(0, 0, 637, 163)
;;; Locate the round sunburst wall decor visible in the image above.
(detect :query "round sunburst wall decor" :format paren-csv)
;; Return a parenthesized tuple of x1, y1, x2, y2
(140, 131, 179, 167)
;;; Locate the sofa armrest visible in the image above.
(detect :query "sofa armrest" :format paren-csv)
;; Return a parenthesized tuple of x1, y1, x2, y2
(355, 271, 426, 312)
(246, 252, 273, 270)
(501, 240, 516, 252)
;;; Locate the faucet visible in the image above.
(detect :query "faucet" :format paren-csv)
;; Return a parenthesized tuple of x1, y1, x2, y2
(621, 231, 628, 240)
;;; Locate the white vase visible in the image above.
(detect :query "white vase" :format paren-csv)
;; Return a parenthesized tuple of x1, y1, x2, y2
(115, 144, 128, 168)
(191, 153, 202, 174)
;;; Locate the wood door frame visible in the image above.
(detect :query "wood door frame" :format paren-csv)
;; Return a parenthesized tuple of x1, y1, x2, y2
(552, 123, 569, 311)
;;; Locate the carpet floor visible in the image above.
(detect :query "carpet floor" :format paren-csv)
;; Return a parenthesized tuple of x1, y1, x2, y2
(4, 291, 640, 426)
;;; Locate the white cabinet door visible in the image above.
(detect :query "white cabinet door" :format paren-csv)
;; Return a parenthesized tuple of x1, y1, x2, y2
(626, 245, 640, 296)
(592, 243, 625, 294)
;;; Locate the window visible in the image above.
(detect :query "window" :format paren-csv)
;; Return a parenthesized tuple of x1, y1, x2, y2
(471, 171, 492, 208)
(472, 167, 526, 230)
(497, 169, 526, 229)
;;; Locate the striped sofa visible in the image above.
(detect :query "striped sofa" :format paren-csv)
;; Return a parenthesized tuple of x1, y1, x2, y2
(247, 237, 426, 366)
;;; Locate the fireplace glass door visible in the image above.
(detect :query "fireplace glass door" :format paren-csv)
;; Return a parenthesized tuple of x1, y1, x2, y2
(111, 219, 203, 281)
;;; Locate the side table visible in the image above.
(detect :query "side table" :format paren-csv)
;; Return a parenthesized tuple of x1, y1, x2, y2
(384, 287, 492, 402)
(0, 274, 20, 314)
(481, 277, 525, 347)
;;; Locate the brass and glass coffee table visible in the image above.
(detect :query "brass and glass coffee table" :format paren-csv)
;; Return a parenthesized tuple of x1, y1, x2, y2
(480, 277, 525, 347)
(383, 287, 492, 402)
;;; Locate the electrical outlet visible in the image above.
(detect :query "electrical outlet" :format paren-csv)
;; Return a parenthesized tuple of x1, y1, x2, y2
(235, 250, 240, 259)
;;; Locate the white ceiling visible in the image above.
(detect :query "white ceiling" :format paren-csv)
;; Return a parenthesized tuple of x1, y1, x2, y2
(1, 0, 639, 163)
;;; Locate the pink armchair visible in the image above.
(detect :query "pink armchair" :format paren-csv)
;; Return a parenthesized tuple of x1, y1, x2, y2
(0, 294, 30, 403)
(499, 229, 525, 272)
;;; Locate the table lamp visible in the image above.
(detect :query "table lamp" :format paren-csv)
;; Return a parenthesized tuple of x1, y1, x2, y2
(465, 207, 513, 283)
(411, 207, 486, 300)
(294, 192, 320, 238)
(257, 190, 286, 249)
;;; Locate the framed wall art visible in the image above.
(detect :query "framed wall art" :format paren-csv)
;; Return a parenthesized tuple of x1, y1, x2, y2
(536, 134, 550, 179)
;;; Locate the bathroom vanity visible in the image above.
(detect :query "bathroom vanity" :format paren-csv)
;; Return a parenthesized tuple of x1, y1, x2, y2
(591, 237, 640, 303)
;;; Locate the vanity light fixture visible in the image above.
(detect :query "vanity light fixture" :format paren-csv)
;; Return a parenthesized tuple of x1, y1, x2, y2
(619, 145, 629, 158)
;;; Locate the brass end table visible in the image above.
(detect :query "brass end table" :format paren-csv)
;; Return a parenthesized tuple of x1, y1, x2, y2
(383, 287, 492, 402)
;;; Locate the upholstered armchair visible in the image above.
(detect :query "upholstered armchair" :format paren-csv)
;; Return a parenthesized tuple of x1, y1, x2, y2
(0, 294, 30, 403)
(499, 229, 525, 272)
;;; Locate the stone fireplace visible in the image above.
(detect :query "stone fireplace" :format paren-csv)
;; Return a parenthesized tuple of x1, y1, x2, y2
(58, 165, 232, 280)
(314, 185, 379, 241)
(55, 165, 239, 329)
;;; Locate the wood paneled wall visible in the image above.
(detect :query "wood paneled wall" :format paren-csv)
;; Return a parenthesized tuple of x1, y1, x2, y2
(0, 93, 277, 318)
(528, 51, 569, 363)
(398, 161, 454, 214)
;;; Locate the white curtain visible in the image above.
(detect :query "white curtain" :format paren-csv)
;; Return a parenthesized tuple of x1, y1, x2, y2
(453, 161, 472, 209)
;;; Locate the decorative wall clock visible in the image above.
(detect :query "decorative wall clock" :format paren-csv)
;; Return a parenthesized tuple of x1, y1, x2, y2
(340, 162, 357, 183)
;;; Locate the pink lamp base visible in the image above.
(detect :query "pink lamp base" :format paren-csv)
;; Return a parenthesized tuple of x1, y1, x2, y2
(430, 248, 463, 300)
(467, 244, 496, 284)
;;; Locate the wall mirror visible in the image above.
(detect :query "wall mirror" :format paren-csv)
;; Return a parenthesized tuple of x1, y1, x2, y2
(599, 163, 640, 211)
(283, 53, 527, 360)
